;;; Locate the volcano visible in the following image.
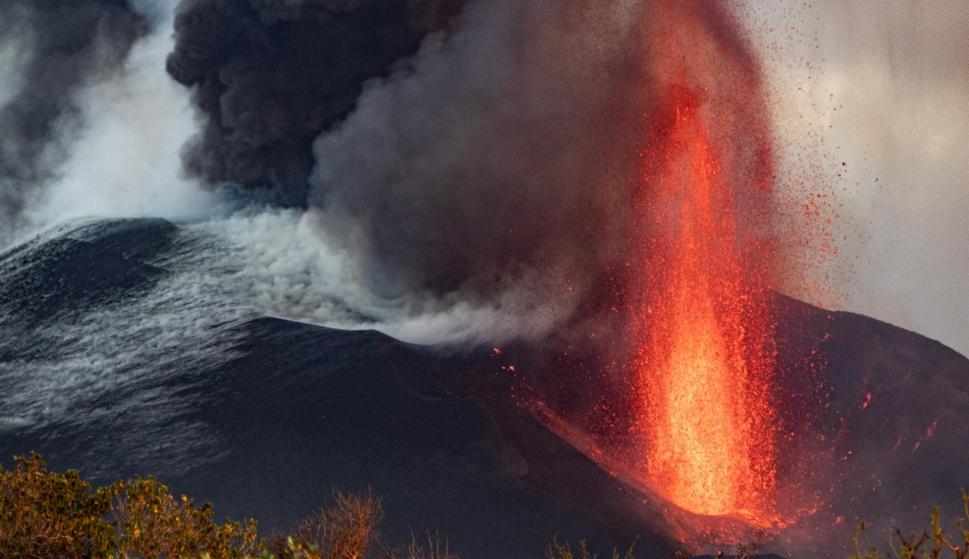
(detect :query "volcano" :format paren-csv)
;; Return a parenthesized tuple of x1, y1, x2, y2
(1, 218, 966, 558)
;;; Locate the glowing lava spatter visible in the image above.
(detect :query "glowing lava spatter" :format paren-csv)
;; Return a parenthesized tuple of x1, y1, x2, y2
(633, 2, 779, 526)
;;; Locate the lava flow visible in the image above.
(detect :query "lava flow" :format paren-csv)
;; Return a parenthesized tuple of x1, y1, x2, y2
(632, 1, 780, 528)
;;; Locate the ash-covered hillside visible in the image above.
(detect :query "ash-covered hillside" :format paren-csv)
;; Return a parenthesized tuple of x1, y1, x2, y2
(1, 218, 966, 558)
(0, 218, 674, 558)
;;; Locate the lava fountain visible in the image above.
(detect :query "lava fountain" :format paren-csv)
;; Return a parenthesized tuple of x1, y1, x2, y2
(632, 0, 780, 528)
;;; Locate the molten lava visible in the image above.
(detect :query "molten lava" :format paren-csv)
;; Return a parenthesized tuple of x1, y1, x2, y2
(632, 1, 779, 527)
(502, 1, 828, 542)
(635, 88, 776, 522)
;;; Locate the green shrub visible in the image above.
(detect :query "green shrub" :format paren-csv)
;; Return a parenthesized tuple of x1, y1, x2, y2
(0, 452, 118, 558)
(0, 453, 258, 558)
(112, 476, 260, 558)
(384, 533, 458, 559)
(0, 453, 432, 559)
(29, 451, 968, 559)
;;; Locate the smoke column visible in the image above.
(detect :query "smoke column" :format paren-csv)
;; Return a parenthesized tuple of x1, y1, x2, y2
(305, 1, 653, 338)
(165, 0, 463, 206)
(0, 0, 146, 244)
(29, 0, 219, 233)
(0, 0, 219, 248)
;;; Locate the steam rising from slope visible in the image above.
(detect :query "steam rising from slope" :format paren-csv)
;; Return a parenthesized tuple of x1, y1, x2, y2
(1, 0, 657, 344)
(29, 0, 219, 233)
(0, 0, 219, 248)
(0, 0, 146, 243)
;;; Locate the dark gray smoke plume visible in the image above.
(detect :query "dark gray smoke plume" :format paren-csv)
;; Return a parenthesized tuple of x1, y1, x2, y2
(304, 0, 778, 333)
(0, 0, 147, 241)
(307, 1, 656, 307)
(165, 0, 463, 206)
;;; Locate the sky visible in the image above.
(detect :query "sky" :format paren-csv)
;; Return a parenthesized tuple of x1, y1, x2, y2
(742, 0, 969, 355)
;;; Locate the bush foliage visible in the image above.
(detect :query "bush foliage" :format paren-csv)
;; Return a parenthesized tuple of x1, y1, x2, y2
(546, 537, 635, 559)
(6, 452, 965, 559)
(0, 452, 117, 558)
(850, 491, 969, 559)
(0, 452, 259, 558)
(0, 453, 441, 559)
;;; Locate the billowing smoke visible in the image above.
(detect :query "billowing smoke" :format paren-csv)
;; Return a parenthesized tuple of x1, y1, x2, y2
(304, 0, 773, 341)
(0, 0, 147, 243)
(164, 0, 657, 341)
(307, 1, 649, 323)
(165, 0, 464, 206)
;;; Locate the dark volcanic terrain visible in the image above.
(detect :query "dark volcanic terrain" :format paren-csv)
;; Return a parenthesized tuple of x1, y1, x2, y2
(0, 219, 966, 558)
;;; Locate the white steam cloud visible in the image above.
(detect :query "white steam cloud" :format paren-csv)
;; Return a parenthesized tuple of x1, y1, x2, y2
(0, 17, 30, 111)
(3, 0, 218, 248)
(25, 2, 217, 233)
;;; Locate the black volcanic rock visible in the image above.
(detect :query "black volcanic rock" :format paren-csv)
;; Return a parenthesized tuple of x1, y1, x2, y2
(771, 296, 969, 552)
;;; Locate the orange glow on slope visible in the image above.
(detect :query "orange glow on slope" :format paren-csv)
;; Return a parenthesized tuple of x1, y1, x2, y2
(633, 10, 779, 523)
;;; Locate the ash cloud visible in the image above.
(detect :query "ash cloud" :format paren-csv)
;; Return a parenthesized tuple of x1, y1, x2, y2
(304, 0, 776, 341)
(307, 1, 649, 316)
(165, 0, 463, 206)
(0, 0, 147, 243)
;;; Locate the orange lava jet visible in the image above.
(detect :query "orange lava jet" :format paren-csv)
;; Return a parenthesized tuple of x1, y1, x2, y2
(633, 1, 779, 528)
